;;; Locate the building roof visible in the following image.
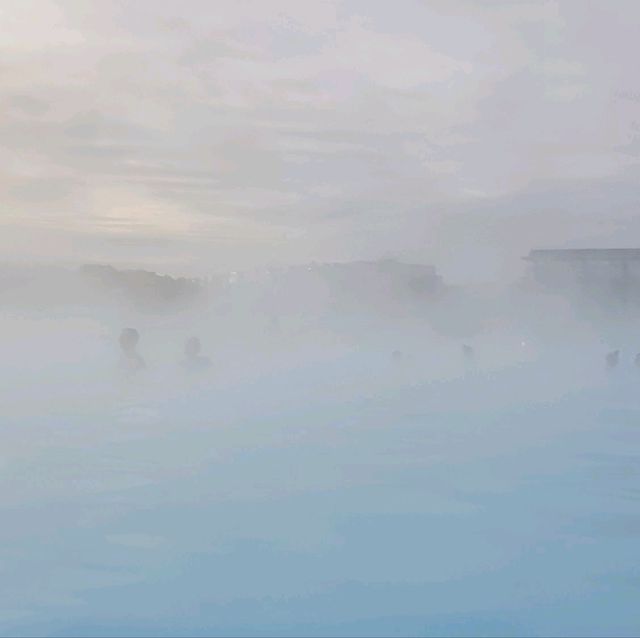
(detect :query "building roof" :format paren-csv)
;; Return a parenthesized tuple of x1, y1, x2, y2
(525, 249, 640, 262)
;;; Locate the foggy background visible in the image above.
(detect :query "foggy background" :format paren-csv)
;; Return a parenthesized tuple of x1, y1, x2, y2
(2, 1, 640, 637)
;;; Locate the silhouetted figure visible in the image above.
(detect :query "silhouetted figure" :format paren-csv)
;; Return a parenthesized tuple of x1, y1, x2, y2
(183, 336, 211, 372)
(462, 344, 475, 365)
(119, 328, 146, 371)
(606, 350, 620, 370)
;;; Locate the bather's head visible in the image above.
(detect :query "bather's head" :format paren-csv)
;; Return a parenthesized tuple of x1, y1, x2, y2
(119, 328, 140, 354)
(185, 336, 201, 359)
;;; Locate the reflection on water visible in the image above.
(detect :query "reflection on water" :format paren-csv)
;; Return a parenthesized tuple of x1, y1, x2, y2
(1, 318, 639, 637)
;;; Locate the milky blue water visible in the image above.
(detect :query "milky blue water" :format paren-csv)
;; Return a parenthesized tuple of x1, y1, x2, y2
(1, 317, 639, 637)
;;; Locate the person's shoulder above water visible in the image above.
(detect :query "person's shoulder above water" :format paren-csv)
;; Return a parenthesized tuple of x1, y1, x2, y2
(121, 351, 146, 371)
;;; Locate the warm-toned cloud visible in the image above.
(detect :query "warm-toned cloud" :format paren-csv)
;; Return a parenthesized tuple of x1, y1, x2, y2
(1, 0, 640, 280)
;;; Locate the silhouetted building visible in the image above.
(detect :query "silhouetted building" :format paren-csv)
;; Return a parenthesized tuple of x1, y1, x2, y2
(222, 259, 442, 321)
(82, 264, 202, 309)
(524, 249, 640, 302)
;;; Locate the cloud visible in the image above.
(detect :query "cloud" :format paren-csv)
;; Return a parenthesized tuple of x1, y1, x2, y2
(1, 0, 640, 278)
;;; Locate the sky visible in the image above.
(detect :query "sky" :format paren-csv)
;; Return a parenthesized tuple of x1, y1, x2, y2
(2, 0, 640, 281)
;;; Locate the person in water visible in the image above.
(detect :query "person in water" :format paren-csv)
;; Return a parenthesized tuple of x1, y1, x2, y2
(462, 344, 475, 364)
(635, 353, 640, 368)
(183, 336, 211, 372)
(606, 350, 620, 370)
(119, 328, 146, 371)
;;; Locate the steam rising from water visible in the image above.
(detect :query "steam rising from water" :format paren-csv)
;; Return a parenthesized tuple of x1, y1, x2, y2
(1, 266, 639, 636)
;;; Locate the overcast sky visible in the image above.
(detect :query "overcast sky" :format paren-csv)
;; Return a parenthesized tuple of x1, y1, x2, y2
(2, 0, 640, 281)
